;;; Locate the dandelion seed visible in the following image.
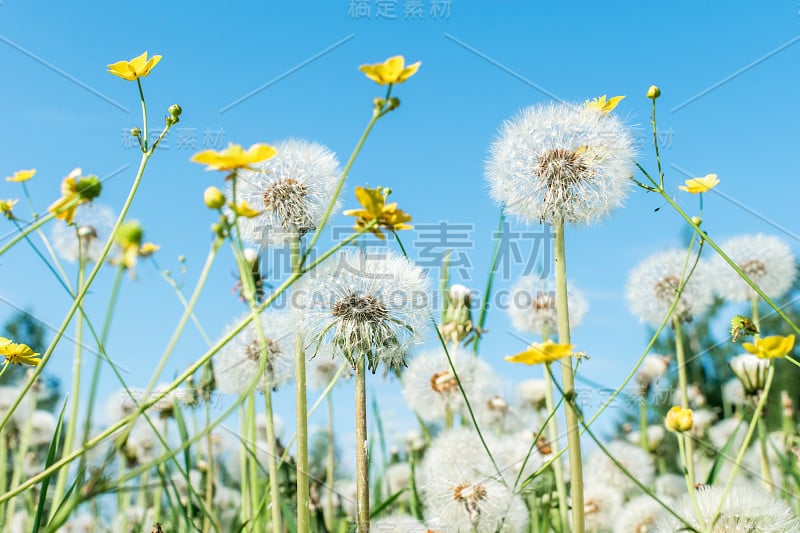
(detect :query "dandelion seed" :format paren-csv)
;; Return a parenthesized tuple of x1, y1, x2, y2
(51, 204, 115, 263)
(213, 311, 294, 394)
(508, 276, 588, 335)
(486, 101, 635, 225)
(654, 485, 799, 532)
(584, 441, 655, 496)
(582, 481, 623, 531)
(712, 234, 796, 302)
(613, 494, 665, 533)
(626, 249, 713, 327)
(234, 139, 341, 246)
(295, 250, 429, 373)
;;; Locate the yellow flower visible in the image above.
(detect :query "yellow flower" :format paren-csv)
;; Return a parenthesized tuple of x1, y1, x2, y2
(107, 51, 163, 81)
(0, 199, 18, 219)
(742, 334, 795, 359)
(0, 337, 41, 366)
(343, 186, 413, 240)
(5, 169, 36, 183)
(665, 406, 693, 433)
(230, 200, 260, 218)
(678, 174, 719, 194)
(191, 143, 277, 172)
(585, 95, 625, 114)
(505, 340, 574, 366)
(359, 55, 421, 85)
(47, 168, 102, 225)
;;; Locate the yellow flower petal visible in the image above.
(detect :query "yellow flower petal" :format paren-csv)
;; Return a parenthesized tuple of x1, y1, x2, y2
(107, 52, 162, 81)
(504, 340, 574, 366)
(665, 406, 693, 433)
(359, 55, 421, 85)
(344, 186, 413, 237)
(0, 340, 41, 366)
(743, 334, 795, 359)
(191, 143, 276, 172)
(678, 174, 719, 194)
(0, 199, 18, 219)
(586, 95, 625, 114)
(231, 200, 260, 218)
(5, 169, 36, 183)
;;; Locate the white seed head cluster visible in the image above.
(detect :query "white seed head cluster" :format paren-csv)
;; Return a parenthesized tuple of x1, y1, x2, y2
(654, 485, 799, 532)
(52, 203, 116, 263)
(508, 276, 588, 335)
(234, 139, 341, 246)
(583, 480, 624, 531)
(626, 249, 713, 327)
(711, 233, 796, 302)
(613, 494, 667, 533)
(584, 440, 655, 496)
(486, 102, 635, 225)
(295, 250, 429, 373)
(213, 311, 294, 394)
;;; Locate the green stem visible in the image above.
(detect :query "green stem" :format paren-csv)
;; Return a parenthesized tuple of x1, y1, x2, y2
(673, 318, 696, 488)
(0, 210, 60, 257)
(355, 356, 370, 533)
(292, 234, 311, 533)
(553, 216, 584, 533)
(677, 432, 704, 525)
(709, 364, 776, 530)
(473, 208, 505, 355)
(137, 79, 148, 151)
(325, 393, 336, 532)
(543, 364, 569, 532)
(757, 416, 774, 493)
(639, 400, 649, 452)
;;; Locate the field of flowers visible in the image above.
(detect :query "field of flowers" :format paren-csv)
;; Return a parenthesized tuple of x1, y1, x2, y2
(0, 48, 799, 533)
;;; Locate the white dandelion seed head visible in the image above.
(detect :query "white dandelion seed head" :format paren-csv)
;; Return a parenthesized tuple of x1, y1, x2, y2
(111, 506, 155, 532)
(51, 204, 116, 264)
(688, 408, 716, 438)
(28, 410, 56, 447)
(626, 424, 666, 452)
(223, 439, 272, 485)
(487, 432, 545, 488)
(57, 513, 108, 532)
(508, 276, 588, 335)
(626, 249, 713, 327)
(213, 311, 294, 395)
(295, 250, 430, 373)
(655, 485, 800, 532)
(307, 350, 352, 391)
(712, 234, 796, 302)
(582, 480, 624, 531)
(385, 462, 412, 502)
(729, 353, 770, 395)
(401, 348, 481, 423)
(517, 378, 548, 410)
(671, 383, 707, 410)
(124, 419, 167, 466)
(404, 430, 427, 453)
(654, 473, 688, 500)
(333, 479, 358, 517)
(486, 102, 635, 225)
(0, 386, 34, 429)
(614, 494, 668, 533)
(584, 441, 655, 495)
(370, 514, 428, 532)
(256, 412, 284, 442)
(635, 354, 671, 394)
(469, 363, 529, 434)
(171, 469, 204, 506)
(722, 378, 746, 407)
(708, 417, 746, 452)
(234, 139, 341, 247)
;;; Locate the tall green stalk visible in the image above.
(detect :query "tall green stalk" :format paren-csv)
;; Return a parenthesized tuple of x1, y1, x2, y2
(553, 216, 584, 532)
(672, 318, 696, 488)
(543, 364, 569, 531)
(355, 356, 370, 533)
(292, 233, 311, 532)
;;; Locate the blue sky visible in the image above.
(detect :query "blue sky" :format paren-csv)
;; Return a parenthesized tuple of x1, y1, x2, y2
(1, 2, 800, 454)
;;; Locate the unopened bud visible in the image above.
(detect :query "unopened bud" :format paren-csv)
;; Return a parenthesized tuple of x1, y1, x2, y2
(665, 406, 693, 433)
(204, 186, 226, 209)
(130, 127, 142, 137)
(243, 248, 259, 267)
(647, 85, 661, 99)
(168, 104, 183, 118)
(116, 220, 144, 248)
(691, 216, 702, 225)
(76, 176, 102, 202)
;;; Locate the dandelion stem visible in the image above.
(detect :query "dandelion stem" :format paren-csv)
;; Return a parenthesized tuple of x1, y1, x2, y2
(552, 216, 584, 532)
(325, 393, 336, 532)
(673, 318, 696, 488)
(291, 232, 311, 533)
(473, 208, 504, 355)
(543, 363, 569, 531)
(355, 356, 370, 533)
(0, 209, 62, 257)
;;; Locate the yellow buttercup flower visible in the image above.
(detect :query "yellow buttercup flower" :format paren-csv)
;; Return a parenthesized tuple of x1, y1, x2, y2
(0, 337, 41, 366)
(5, 169, 36, 183)
(505, 340, 574, 366)
(359, 55, 421, 85)
(665, 406, 693, 433)
(107, 51, 162, 81)
(742, 334, 795, 359)
(191, 143, 277, 172)
(230, 200, 260, 218)
(585, 95, 625, 114)
(679, 174, 719, 194)
(0, 199, 18, 219)
(47, 168, 102, 224)
(343, 186, 413, 240)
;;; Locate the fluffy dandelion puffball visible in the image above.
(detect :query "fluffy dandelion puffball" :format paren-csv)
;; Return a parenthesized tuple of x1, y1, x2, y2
(213, 311, 294, 394)
(508, 276, 588, 335)
(295, 250, 429, 373)
(655, 484, 799, 532)
(486, 101, 635, 225)
(613, 494, 666, 533)
(626, 249, 713, 327)
(234, 139, 341, 246)
(51, 203, 116, 263)
(711, 233, 796, 302)
(583, 481, 623, 531)
(584, 440, 655, 495)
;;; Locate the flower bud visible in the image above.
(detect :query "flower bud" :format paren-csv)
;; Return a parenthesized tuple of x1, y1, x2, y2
(130, 127, 142, 137)
(116, 220, 144, 249)
(386, 97, 401, 111)
(647, 85, 661, 99)
(210, 222, 225, 237)
(665, 406, 693, 433)
(691, 216, 702, 225)
(730, 354, 769, 395)
(243, 248, 259, 267)
(203, 186, 226, 209)
(76, 176, 102, 202)
(168, 104, 183, 118)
